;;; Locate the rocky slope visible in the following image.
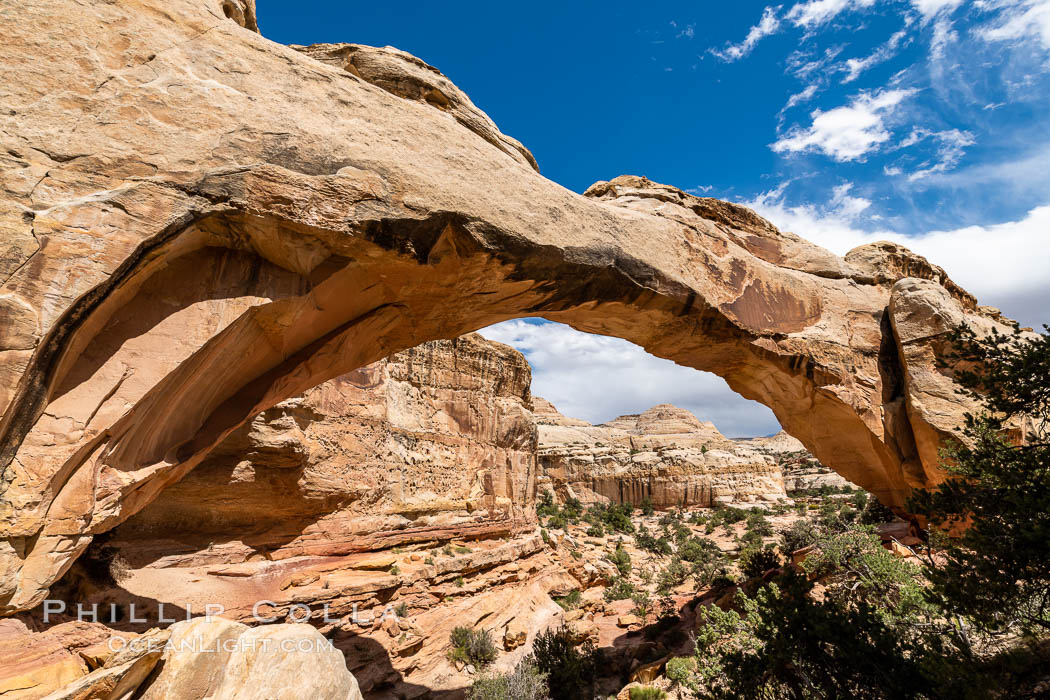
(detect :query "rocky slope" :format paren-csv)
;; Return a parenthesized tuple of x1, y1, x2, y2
(537, 400, 786, 508)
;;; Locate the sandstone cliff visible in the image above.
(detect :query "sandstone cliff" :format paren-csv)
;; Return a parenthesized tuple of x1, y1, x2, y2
(537, 400, 786, 508)
(104, 333, 537, 568)
(0, 0, 1018, 614)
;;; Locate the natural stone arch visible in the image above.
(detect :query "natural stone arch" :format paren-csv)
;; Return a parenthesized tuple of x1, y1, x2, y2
(0, 0, 1011, 613)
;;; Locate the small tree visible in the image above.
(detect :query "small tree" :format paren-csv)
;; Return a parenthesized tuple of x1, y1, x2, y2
(526, 627, 598, 700)
(910, 325, 1050, 633)
(779, 518, 818, 555)
(607, 542, 632, 576)
(738, 546, 781, 580)
(692, 574, 951, 699)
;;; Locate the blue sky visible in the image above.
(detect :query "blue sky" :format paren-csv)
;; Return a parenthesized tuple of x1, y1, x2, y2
(263, 1, 1050, 435)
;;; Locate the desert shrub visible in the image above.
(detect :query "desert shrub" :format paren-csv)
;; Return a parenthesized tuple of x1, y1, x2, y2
(526, 627, 598, 700)
(607, 543, 632, 576)
(709, 573, 737, 597)
(546, 513, 568, 530)
(628, 687, 666, 700)
(745, 510, 773, 536)
(604, 503, 636, 533)
(715, 505, 748, 525)
(587, 503, 635, 533)
(586, 523, 604, 538)
(665, 656, 696, 686)
(672, 522, 692, 545)
(563, 497, 584, 522)
(693, 559, 729, 588)
(467, 659, 549, 700)
(859, 496, 898, 525)
(691, 573, 966, 699)
(536, 490, 557, 519)
(738, 547, 781, 580)
(680, 537, 725, 585)
(678, 535, 719, 563)
(779, 518, 819, 555)
(738, 529, 764, 550)
(395, 602, 409, 617)
(555, 590, 581, 611)
(640, 495, 655, 516)
(816, 499, 860, 532)
(801, 523, 932, 623)
(448, 626, 497, 668)
(604, 576, 636, 601)
(635, 526, 673, 556)
(540, 529, 552, 546)
(658, 510, 681, 527)
(656, 557, 689, 594)
(631, 589, 651, 616)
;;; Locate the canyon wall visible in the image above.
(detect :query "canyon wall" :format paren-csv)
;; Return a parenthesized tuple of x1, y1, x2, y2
(104, 333, 538, 568)
(536, 399, 786, 508)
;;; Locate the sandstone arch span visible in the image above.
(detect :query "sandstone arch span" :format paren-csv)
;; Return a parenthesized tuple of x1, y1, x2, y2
(0, 0, 1013, 613)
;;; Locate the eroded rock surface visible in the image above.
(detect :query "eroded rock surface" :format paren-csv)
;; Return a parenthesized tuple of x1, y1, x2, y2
(0, 0, 1012, 613)
(537, 400, 786, 508)
(103, 333, 537, 568)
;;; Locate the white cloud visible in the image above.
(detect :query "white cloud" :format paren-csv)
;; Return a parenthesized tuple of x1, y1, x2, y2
(710, 6, 782, 62)
(911, 0, 965, 20)
(930, 16, 959, 58)
(842, 28, 912, 83)
(786, 0, 877, 28)
(830, 182, 872, 217)
(787, 45, 845, 78)
(900, 128, 976, 180)
(744, 187, 1050, 328)
(772, 88, 917, 160)
(784, 83, 820, 111)
(976, 0, 1050, 51)
(477, 320, 781, 437)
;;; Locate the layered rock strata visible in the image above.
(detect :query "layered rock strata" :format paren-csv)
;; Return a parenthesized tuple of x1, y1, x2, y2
(536, 400, 786, 508)
(104, 333, 537, 568)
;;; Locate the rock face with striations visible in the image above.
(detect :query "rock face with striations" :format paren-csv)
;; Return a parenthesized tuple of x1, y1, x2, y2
(536, 399, 786, 508)
(105, 333, 537, 568)
(0, 0, 1017, 613)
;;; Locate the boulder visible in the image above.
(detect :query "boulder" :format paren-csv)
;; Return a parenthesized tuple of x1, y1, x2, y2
(137, 618, 362, 700)
(503, 618, 528, 650)
(617, 614, 642, 628)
